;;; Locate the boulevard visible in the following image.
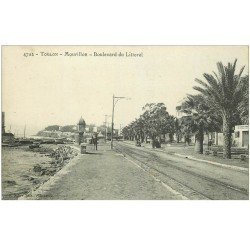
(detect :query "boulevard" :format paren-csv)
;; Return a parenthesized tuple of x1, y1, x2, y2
(24, 141, 248, 200)
(114, 141, 249, 200)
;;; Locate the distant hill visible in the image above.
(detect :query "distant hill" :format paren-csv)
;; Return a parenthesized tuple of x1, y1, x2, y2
(37, 124, 114, 137)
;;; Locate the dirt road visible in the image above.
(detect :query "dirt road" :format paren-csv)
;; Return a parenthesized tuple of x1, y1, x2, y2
(32, 144, 183, 200)
(22, 141, 249, 200)
(114, 142, 249, 200)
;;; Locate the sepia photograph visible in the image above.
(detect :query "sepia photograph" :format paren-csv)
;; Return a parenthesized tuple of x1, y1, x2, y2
(1, 45, 249, 200)
(1, 1, 250, 250)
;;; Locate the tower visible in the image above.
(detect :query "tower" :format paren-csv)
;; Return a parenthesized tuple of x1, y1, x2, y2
(77, 116, 86, 144)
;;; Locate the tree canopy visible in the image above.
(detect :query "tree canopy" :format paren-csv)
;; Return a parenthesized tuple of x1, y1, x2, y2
(45, 125, 60, 131)
(193, 59, 247, 158)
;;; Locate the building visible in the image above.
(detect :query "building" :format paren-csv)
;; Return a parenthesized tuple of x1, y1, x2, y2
(213, 125, 249, 148)
(2, 112, 15, 144)
(175, 109, 249, 148)
(2, 132, 15, 144)
(75, 116, 86, 144)
(234, 125, 249, 148)
(78, 117, 86, 132)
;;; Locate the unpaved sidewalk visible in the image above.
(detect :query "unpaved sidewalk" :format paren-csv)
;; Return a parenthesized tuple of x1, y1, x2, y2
(122, 140, 249, 169)
(32, 145, 180, 200)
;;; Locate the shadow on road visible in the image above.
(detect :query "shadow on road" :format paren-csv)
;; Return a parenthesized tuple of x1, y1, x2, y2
(84, 152, 103, 155)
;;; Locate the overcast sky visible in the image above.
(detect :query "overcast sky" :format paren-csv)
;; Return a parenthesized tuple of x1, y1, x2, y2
(2, 46, 248, 136)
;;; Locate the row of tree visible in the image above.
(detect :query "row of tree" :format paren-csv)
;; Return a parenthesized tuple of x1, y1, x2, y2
(122, 102, 176, 148)
(122, 60, 248, 159)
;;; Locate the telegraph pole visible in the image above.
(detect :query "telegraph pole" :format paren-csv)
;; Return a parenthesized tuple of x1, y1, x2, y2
(24, 124, 26, 138)
(23, 124, 26, 138)
(111, 95, 115, 149)
(111, 95, 130, 149)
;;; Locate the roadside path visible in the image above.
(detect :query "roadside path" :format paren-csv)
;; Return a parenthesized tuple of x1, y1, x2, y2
(30, 144, 182, 200)
(115, 142, 249, 200)
(122, 140, 249, 171)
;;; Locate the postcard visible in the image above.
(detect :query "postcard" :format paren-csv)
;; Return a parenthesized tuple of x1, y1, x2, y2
(1, 45, 249, 200)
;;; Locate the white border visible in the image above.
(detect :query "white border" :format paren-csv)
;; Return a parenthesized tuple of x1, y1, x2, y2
(1, 1, 249, 250)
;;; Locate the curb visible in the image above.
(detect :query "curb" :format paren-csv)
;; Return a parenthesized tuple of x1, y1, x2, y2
(174, 153, 248, 173)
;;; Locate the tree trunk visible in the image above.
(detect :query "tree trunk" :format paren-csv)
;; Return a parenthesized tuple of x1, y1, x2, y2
(169, 133, 174, 143)
(158, 135, 161, 148)
(194, 128, 204, 154)
(152, 135, 155, 148)
(136, 134, 139, 141)
(185, 135, 190, 146)
(141, 133, 145, 143)
(223, 114, 232, 159)
(176, 133, 180, 143)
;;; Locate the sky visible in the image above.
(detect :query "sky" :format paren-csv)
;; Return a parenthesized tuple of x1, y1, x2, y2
(2, 46, 249, 136)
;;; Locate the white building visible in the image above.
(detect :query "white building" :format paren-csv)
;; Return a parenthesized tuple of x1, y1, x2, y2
(214, 125, 249, 148)
(234, 125, 249, 148)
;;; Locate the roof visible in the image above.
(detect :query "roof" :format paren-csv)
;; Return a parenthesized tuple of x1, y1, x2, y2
(78, 116, 86, 125)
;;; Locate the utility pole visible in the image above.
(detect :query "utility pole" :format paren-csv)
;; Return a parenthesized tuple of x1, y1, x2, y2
(111, 95, 115, 149)
(111, 95, 130, 149)
(24, 124, 26, 138)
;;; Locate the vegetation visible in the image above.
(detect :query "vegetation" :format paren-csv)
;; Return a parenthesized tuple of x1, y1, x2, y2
(40, 123, 110, 136)
(176, 94, 221, 154)
(60, 125, 77, 133)
(238, 75, 249, 125)
(122, 59, 248, 159)
(122, 103, 176, 148)
(44, 125, 77, 133)
(45, 125, 60, 131)
(193, 59, 247, 158)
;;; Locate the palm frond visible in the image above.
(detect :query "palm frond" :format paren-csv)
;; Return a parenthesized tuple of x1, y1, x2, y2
(238, 66, 245, 79)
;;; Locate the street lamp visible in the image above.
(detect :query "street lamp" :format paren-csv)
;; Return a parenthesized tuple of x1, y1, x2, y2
(111, 94, 130, 149)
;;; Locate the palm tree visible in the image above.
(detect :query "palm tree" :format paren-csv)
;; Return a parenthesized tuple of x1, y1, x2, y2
(238, 75, 249, 125)
(194, 59, 247, 158)
(178, 94, 221, 154)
